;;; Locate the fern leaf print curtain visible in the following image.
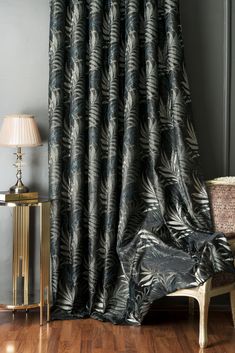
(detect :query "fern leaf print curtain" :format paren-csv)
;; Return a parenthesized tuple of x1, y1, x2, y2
(49, 0, 234, 323)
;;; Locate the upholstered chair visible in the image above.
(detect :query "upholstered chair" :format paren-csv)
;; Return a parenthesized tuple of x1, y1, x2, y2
(168, 178, 235, 348)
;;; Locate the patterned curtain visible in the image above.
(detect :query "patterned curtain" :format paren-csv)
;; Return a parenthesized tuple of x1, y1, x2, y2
(49, 0, 234, 324)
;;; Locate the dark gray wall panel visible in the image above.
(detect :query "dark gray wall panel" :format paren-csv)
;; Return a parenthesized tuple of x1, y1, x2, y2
(180, 0, 228, 179)
(230, 1, 235, 175)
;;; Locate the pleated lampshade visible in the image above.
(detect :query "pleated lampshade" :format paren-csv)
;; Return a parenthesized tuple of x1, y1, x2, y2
(0, 114, 42, 147)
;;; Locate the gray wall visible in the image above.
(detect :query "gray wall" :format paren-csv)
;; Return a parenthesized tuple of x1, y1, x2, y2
(180, 0, 232, 180)
(0, 0, 49, 194)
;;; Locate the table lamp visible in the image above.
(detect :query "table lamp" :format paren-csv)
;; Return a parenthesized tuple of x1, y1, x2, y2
(0, 114, 42, 193)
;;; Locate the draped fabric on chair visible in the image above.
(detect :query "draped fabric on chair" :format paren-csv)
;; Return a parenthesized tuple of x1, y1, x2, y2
(49, 0, 234, 324)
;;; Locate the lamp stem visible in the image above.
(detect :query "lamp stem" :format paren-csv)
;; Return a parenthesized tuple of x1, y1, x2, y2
(16, 147, 22, 184)
(10, 147, 29, 194)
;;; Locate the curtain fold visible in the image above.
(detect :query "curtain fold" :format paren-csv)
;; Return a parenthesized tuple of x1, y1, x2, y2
(49, 0, 234, 324)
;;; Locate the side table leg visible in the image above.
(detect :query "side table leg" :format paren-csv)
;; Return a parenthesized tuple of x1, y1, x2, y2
(40, 202, 50, 325)
(40, 207, 44, 326)
(47, 286, 50, 322)
(45, 202, 50, 322)
(12, 208, 18, 306)
(40, 285, 44, 326)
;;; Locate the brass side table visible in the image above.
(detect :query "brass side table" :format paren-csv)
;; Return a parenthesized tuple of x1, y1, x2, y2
(0, 199, 50, 325)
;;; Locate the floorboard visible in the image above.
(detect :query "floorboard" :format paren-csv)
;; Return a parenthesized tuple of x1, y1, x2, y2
(0, 310, 234, 353)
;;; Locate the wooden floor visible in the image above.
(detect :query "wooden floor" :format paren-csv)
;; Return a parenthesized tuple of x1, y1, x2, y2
(0, 310, 234, 353)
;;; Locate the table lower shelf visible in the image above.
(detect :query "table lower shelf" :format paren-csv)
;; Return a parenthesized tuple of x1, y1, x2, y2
(0, 289, 50, 324)
(0, 303, 40, 310)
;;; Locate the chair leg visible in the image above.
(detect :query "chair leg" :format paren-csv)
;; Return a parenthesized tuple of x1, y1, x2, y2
(230, 289, 235, 327)
(198, 294, 210, 348)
